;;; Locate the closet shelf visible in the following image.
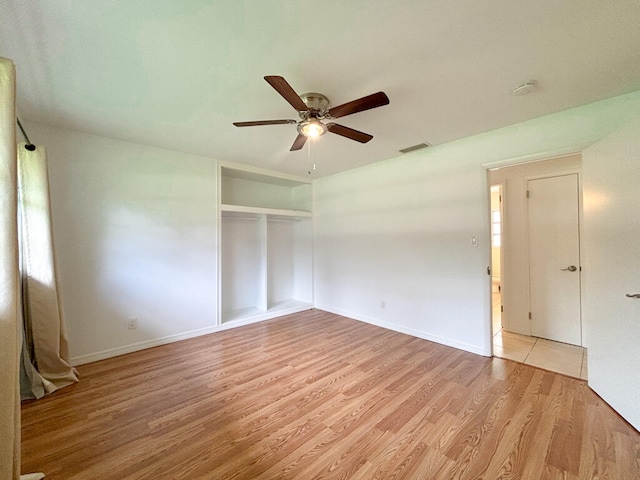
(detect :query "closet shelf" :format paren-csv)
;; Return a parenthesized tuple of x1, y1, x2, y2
(222, 300, 313, 324)
(221, 204, 312, 218)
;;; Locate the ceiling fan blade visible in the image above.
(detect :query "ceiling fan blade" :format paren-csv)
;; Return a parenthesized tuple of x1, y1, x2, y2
(327, 123, 373, 143)
(233, 119, 297, 127)
(290, 134, 307, 151)
(264, 76, 308, 112)
(328, 91, 390, 119)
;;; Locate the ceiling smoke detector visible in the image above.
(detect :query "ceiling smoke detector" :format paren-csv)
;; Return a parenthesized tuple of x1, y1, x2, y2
(512, 81, 537, 96)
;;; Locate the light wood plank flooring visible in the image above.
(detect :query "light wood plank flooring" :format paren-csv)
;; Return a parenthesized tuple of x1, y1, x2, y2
(22, 310, 639, 479)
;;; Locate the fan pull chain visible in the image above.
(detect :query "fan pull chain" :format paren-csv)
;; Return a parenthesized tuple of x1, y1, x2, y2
(307, 137, 316, 175)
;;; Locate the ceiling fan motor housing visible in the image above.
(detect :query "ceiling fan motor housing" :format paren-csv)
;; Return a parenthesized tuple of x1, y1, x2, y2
(300, 93, 330, 118)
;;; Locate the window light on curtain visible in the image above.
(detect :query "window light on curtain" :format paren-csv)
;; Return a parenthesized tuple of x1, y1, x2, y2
(17, 143, 79, 400)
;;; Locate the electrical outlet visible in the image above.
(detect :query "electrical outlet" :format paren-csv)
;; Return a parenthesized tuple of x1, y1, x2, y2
(127, 317, 138, 330)
(380, 301, 386, 310)
(471, 235, 478, 247)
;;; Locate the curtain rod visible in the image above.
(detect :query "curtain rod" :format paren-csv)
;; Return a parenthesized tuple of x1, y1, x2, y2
(16, 117, 36, 151)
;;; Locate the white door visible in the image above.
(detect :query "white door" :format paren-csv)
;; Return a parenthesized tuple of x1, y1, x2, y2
(583, 125, 640, 430)
(528, 174, 582, 345)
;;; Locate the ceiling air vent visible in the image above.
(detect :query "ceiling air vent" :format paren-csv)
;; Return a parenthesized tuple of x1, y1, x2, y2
(399, 142, 431, 154)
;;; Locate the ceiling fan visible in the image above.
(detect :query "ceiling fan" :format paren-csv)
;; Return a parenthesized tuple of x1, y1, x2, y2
(233, 75, 390, 151)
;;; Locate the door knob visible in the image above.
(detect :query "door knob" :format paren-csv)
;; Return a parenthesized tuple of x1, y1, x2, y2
(626, 294, 640, 299)
(561, 265, 577, 272)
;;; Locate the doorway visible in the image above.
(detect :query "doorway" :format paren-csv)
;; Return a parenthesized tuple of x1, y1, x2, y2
(490, 185, 503, 336)
(489, 155, 587, 379)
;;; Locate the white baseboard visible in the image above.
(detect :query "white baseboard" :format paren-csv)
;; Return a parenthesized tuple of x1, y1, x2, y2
(70, 325, 221, 365)
(70, 305, 313, 366)
(316, 304, 488, 357)
(71, 304, 487, 365)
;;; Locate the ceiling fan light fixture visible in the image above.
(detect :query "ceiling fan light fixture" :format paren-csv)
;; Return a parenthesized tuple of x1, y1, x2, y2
(298, 119, 327, 138)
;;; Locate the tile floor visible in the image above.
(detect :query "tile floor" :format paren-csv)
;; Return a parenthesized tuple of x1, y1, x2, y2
(492, 292, 587, 380)
(493, 329, 587, 379)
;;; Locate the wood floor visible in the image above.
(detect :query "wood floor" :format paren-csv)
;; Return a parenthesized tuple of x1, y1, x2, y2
(22, 310, 639, 479)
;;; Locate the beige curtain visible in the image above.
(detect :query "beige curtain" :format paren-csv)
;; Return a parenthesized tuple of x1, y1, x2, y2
(18, 144, 78, 399)
(2, 55, 57, 480)
(1, 55, 21, 480)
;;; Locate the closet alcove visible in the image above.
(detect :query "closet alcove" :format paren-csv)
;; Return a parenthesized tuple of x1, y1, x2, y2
(219, 164, 313, 324)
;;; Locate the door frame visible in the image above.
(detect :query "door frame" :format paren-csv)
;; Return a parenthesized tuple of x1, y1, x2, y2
(489, 182, 505, 335)
(485, 153, 584, 356)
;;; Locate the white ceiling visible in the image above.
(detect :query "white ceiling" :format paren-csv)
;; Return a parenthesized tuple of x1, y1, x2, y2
(2, 1, 640, 177)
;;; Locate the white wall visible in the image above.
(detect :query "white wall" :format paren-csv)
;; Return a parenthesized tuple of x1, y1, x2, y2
(314, 150, 492, 355)
(25, 122, 219, 364)
(314, 89, 640, 357)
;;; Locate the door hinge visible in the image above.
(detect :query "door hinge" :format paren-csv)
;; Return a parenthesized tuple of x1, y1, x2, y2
(501, 305, 504, 313)
(487, 266, 491, 275)
(526, 190, 530, 198)
(528, 312, 532, 319)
